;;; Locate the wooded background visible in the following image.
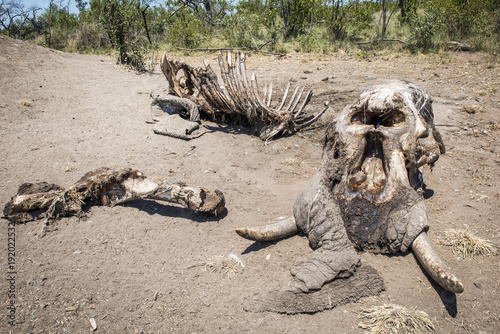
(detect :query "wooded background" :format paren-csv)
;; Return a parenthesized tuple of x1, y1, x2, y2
(2, 0, 499, 70)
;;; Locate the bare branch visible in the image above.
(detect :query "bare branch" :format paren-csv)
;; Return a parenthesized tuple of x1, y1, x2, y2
(356, 39, 414, 46)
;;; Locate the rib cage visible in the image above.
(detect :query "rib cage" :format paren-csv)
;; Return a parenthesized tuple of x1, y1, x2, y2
(160, 51, 328, 141)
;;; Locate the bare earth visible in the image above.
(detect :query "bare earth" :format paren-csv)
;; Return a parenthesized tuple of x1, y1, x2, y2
(1, 34, 499, 333)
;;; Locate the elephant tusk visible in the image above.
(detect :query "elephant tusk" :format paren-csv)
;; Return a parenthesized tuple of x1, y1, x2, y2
(236, 216, 299, 241)
(411, 232, 464, 293)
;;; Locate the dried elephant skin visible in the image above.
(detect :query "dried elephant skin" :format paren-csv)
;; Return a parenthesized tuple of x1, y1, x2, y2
(237, 80, 463, 314)
(149, 88, 205, 140)
(4, 167, 225, 224)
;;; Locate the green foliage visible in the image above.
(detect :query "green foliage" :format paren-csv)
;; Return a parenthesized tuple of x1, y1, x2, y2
(397, 0, 417, 25)
(74, 22, 109, 51)
(90, 0, 149, 70)
(166, 7, 204, 48)
(40, 3, 79, 49)
(409, 12, 436, 50)
(281, 0, 311, 39)
(350, 1, 378, 31)
(2, 0, 499, 60)
(423, 0, 498, 39)
(223, 12, 266, 48)
(329, 1, 378, 43)
(297, 27, 329, 52)
(221, 0, 279, 50)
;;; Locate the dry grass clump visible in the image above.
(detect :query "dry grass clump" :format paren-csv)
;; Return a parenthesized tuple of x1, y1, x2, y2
(281, 158, 301, 166)
(358, 303, 434, 334)
(461, 105, 485, 114)
(441, 229, 497, 257)
(202, 254, 244, 278)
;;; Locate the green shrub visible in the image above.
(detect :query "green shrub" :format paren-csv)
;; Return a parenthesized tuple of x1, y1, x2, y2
(410, 12, 436, 50)
(223, 12, 266, 49)
(166, 9, 204, 48)
(74, 23, 109, 51)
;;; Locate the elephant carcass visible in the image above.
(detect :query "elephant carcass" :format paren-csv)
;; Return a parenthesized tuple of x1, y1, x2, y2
(237, 80, 463, 313)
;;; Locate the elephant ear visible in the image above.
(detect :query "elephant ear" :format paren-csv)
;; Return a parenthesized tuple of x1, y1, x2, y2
(243, 265, 385, 314)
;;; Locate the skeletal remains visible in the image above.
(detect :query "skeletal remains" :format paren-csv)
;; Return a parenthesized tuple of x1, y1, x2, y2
(4, 167, 225, 223)
(4, 75, 462, 313)
(157, 52, 327, 141)
(237, 80, 463, 311)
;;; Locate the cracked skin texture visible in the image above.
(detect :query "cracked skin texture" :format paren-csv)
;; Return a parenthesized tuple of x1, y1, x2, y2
(289, 80, 434, 294)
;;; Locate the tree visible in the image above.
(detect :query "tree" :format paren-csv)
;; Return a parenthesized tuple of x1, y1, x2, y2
(398, 0, 417, 25)
(39, 0, 78, 48)
(280, 0, 310, 39)
(329, 0, 354, 42)
(378, 0, 397, 39)
(137, 0, 152, 44)
(88, 0, 147, 69)
(0, 0, 42, 38)
(422, 0, 500, 39)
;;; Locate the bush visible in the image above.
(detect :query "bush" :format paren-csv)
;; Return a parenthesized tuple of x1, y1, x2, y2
(297, 27, 329, 53)
(75, 23, 109, 51)
(410, 13, 436, 50)
(166, 9, 204, 48)
(222, 12, 266, 49)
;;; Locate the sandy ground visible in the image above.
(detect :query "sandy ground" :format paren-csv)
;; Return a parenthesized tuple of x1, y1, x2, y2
(1, 34, 499, 333)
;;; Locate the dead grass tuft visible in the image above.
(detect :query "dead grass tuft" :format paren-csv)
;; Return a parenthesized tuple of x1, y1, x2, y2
(461, 105, 485, 114)
(358, 303, 434, 334)
(202, 254, 244, 278)
(281, 158, 300, 166)
(441, 229, 497, 257)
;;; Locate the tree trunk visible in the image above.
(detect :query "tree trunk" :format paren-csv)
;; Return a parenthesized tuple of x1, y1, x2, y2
(309, 0, 315, 31)
(281, 0, 291, 39)
(139, 4, 152, 45)
(381, 0, 387, 39)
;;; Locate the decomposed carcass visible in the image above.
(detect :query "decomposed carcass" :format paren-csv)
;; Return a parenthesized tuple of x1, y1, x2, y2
(157, 52, 328, 141)
(237, 80, 463, 313)
(4, 167, 225, 224)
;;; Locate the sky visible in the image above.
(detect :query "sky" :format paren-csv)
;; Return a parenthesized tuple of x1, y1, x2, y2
(21, 0, 79, 14)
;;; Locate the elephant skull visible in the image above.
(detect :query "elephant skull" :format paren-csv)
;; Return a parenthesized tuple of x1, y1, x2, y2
(237, 80, 463, 306)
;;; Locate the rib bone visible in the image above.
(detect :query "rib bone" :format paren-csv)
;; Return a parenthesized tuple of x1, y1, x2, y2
(160, 52, 327, 141)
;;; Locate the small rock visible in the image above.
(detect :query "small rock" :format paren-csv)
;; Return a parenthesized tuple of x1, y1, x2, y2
(89, 317, 97, 331)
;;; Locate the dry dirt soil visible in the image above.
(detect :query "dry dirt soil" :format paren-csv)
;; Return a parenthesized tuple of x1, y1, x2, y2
(1, 34, 499, 333)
